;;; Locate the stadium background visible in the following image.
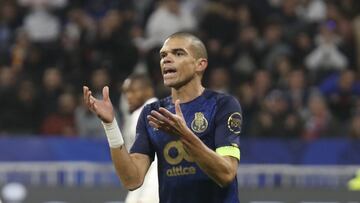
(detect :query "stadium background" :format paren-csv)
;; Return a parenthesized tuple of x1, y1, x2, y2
(0, 0, 360, 202)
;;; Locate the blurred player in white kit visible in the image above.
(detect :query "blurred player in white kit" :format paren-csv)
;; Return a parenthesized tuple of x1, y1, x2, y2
(121, 73, 158, 203)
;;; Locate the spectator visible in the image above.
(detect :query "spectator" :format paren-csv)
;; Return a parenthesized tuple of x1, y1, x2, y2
(12, 79, 42, 133)
(252, 70, 272, 103)
(284, 69, 309, 115)
(139, 0, 196, 51)
(89, 68, 112, 99)
(302, 92, 341, 141)
(23, 6, 61, 43)
(60, 8, 96, 82)
(250, 89, 303, 137)
(272, 55, 293, 88)
(0, 1, 21, 63)
(349, 112, 360, 139)
(0, 67, 19, 134)
(305, 21, 348, 80)
(75, 95, 104, 137)
(296, 0, 327, 23)
(319, 70, 360, 122)
(291, 32, 313, 67)
(95, 9, 138, 81)
(207, 67, 230, 94)
(234, 82, 257, 136)
(259, 19, 292, 71)
(232, 25, 259, 79)
(39, 67, 63, 117)
(354, 16, 360, 69)
(41, 92, 77, 136)
(10, 29, 30, 74)
(199, 1, 239, 67)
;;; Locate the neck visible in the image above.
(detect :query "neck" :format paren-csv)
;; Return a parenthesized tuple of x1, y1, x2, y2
(171, 79, 205, 103)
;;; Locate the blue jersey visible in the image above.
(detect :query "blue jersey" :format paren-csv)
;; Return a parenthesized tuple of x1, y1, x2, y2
(131, 89, 242, 203)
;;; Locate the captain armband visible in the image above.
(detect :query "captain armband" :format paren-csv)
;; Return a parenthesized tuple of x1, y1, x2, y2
(216, 146, 240, 161)
(102, 119, 124, 148)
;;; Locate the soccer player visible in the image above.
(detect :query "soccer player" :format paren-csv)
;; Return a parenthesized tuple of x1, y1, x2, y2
(121, 74, 159, 203)
(83, 32, 242, 203)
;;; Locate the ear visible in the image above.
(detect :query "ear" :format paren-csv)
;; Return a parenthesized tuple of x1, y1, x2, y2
(195, 58, 208, 73)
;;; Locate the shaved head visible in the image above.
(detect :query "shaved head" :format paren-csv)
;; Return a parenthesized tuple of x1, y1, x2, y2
(167, 32, 208, 60)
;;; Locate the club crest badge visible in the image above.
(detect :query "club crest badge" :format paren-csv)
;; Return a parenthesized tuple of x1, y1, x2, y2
(227, 112, 242, 135)
(191, 112, 208, 133)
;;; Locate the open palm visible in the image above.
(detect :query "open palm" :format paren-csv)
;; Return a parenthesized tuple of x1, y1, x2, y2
(83, 86, 114, 123)
(147, 100, 193, 139)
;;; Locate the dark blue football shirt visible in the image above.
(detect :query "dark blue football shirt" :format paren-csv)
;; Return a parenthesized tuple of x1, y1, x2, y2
(131, 89, 242, 203)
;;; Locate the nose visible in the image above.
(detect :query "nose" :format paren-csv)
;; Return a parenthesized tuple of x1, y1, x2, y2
(162, 55, 173, 64)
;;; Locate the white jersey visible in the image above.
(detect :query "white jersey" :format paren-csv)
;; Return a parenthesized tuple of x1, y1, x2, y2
(122, 97, 159, 203)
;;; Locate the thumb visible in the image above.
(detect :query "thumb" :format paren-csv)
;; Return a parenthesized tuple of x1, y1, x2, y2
(175, 99, 184, 118)
(103, 86, 110, 101)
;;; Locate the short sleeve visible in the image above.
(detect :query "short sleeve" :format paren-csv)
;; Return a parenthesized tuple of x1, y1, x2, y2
(214, 96, 242, 160)
(130, 105, 155, 161)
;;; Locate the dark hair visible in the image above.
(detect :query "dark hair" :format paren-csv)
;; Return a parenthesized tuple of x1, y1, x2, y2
(127, 73, 154, 88)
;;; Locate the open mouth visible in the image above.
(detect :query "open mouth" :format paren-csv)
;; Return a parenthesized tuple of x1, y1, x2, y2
(163, 67, 177, 76)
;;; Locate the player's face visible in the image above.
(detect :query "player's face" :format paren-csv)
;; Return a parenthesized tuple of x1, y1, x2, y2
(123, 79, 146, 113)
(159, 37, 197, 88)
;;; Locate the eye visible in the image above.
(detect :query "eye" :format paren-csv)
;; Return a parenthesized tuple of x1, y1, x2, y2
(175, 51, 185, 56)
(160, 52, 166, 58)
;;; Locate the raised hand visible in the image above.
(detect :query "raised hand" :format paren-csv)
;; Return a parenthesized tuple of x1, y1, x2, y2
(147, 100, 193, 139)
(83, 86, 114, 123)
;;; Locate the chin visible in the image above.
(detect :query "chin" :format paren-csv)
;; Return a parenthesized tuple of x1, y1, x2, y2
(164, 79, 189, 89)
(163, 80, 175, 87)
(164, 81, 178, 88)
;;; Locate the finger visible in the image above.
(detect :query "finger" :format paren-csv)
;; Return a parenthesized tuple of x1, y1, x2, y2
(86, 91, 92, 107)
(148, 115, 173, 131)
(89, 95, 99, 110)
(83, 86, 90, 105)
(148, 115, 181, 135)
(149, 121, 159, 129)
(147, 115, 162, 125)
(158, 107, 178, 122)
(103, 86, 110, 102)
(93, 102, 98, 111)
(147, 117, 160, 129)
(174, 99, 184, 118)
(83, 86, 87, 102)
(151, 110, 172, 125)
(148, 118, 173, 133)
(90, 95, 98, 104)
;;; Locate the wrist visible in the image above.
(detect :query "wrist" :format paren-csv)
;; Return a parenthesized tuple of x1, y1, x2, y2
(102, 119, 124, 148)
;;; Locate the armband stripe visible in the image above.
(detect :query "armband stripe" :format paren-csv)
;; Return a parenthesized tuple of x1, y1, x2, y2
(216, 146, 240, 160)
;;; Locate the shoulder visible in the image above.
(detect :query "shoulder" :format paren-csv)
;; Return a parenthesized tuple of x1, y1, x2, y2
(204, 89, 241, 108)
(143, 96, 171, 112)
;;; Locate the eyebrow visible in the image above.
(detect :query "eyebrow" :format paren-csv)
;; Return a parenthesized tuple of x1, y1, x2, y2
(160, 48, 188, 55)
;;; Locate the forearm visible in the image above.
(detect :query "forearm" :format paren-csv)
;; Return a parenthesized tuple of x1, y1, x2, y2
(103, 119, 149, 190)
(83, 86, 149, 190)
(180, 132, 238, 187)
(110, 147, 144, 190)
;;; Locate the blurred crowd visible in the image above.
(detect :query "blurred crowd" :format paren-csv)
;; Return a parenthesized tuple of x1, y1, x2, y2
(0, 0, 360, 140)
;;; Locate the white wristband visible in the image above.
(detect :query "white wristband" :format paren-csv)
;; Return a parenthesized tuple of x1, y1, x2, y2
(102, 119, 124, 148)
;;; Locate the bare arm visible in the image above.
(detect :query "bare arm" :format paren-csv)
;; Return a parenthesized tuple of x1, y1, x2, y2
(110, 148, 151, 190)
(148, 100, 238, 187)
(180, 134, 238, 187)
(83, 86, 150, 190)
